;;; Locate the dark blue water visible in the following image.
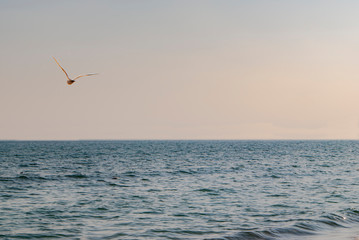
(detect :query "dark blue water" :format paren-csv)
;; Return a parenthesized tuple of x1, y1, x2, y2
(1, 140, 359, 239)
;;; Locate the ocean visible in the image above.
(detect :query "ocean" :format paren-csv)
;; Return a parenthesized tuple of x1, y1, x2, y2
(1, 140, 359, 239)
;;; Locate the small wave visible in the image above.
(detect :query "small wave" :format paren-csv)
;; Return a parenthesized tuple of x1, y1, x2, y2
(65, 173, 88, 179)
(0, 233, 78, 239)
(107, 182, 130, 187)
(207, 227, 316, 240)
(123, 171, 137, 177)
(207, 209, 359, 240)
(196, 188, 215, 192)
(0, 177, 14, 182)
(174, 169, 194, 175)
(14, 174, 48, 181)
(17, 175, 30, 180)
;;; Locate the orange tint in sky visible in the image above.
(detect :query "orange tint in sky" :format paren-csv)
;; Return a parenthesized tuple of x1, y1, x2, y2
(1, 1, 359, 140)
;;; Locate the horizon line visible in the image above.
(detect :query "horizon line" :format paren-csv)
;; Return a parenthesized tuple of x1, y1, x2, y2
(1, 139, 359, 142)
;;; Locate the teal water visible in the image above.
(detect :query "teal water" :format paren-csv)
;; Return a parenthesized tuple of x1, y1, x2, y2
(1, 140, 359, 239)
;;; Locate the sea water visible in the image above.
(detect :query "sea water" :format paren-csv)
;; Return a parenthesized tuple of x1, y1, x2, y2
(1, 140, 359, 239)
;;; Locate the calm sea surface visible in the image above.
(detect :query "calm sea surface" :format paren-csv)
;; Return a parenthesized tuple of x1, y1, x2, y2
(1, 140, 359, 239)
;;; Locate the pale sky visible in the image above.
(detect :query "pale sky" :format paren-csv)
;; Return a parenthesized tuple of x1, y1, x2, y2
(1, 0, 359, 140)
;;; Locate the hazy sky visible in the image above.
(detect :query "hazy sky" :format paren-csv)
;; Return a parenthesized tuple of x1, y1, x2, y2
(1, 0, 359, 140)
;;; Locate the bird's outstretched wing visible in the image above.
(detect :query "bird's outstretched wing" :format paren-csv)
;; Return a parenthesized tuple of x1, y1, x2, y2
(73, 73, 98, 80)
(53, 57, 71, 80)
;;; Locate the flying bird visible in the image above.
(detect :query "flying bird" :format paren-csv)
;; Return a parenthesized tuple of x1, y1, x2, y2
(53, 57, 98, 85)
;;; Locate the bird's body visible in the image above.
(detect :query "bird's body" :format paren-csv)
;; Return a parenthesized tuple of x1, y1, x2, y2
(67, 80, 75, 85)
(53, 57, 98, 85)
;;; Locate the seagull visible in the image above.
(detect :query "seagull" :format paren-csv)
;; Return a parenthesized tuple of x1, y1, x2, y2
(53, 57, 98, 85)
